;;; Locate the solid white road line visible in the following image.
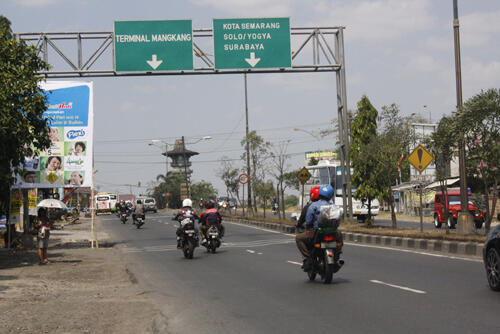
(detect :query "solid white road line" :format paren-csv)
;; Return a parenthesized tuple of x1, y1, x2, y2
(287, 261, 302, 266)
(246, 250, 256, 254)
(344, 242, 482, 263)
(370, 279, 427, 294)
(227, 221, 481, 262)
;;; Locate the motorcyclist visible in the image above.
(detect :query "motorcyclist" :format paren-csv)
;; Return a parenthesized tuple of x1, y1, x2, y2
(199, 199, 224, 245)
(296, 184, 343, 270)
(296, 186, 320, 230)
(271, 197, 278, 214)
(174, 199, 199, 249)
(133, 199, 145, 224)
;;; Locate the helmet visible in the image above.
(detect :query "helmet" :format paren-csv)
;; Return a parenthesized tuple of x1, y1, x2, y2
(206, 199, 215, 209)
(309, 186, 320, 201)
(318, 184, 334, 200)
(182, 198, 192, 207)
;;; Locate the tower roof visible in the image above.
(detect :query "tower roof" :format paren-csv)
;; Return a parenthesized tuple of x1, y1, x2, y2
(166, 139, 199, 158)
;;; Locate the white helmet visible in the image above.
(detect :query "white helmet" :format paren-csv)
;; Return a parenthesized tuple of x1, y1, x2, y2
(182, 198, 192, 207)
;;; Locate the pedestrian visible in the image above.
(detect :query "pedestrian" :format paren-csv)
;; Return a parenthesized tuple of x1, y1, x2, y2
(36, 208, 53, 265)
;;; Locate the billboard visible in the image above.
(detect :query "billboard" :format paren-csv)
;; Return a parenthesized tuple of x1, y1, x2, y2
(13, 81, 94, 188)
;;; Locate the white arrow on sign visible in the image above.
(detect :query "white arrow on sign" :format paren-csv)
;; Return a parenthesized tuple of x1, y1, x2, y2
(245, 52, 261, 67)
(146, 54, 163, 70)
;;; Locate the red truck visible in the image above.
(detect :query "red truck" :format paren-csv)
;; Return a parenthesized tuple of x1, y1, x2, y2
(434, 187, 484, 229)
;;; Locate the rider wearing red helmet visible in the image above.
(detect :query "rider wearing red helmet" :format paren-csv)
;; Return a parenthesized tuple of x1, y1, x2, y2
(295, 186, 321, 268)
(296, 186, 320, 229)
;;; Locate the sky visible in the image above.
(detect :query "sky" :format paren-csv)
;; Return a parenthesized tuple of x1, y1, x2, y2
(4, 0, 500, 196)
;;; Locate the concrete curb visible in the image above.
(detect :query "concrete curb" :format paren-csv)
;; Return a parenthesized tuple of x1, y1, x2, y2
(227, 218, 484, 258)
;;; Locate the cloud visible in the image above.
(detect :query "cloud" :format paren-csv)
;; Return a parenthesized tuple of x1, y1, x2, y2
(190, 0, 295, 16)
(461, 10, 500, 47)
(462, 58, 500, 97)
(313, 0, 435, 42)
(14, 0, 60, 6)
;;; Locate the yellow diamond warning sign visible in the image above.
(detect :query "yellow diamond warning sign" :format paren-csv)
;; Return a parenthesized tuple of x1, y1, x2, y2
(408, 144, 434, 174)
(297, 167, 312, 185)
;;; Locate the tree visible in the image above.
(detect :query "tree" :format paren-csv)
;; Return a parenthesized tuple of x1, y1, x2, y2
(285, 194, 299, 208)
(191, 180, 218, 207)
(152, 173, 184, 209)
(241, 131, 270, 212)
(254, 180, 274, 217)
(217, 157, 241, 207)
(459, 89, 500, 233)
(0, 16, 50, 213)
(349, 95, 380, 224)
(426, 116, 457, 234)
(270, 141, 290, 218)
(367, 104, 415, 228)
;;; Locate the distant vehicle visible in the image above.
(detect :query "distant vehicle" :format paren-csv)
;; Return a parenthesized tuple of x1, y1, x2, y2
(434, 188, 484, 229)
(136, 197, 157, 213)
(94, 193, 115, 215)
(483, 224, 500, 291)
(217, 197, 230, 210)
(109, 193, 117, 212)
(304, 160, 380, 222)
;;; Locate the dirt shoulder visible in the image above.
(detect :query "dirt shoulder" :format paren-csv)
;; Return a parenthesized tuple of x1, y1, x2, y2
(0, 221, 167, 334)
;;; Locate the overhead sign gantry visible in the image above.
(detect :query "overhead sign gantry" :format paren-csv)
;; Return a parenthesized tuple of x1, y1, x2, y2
(15, 18, 354, 220)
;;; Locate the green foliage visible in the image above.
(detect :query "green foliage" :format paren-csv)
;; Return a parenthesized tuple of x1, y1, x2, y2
(241, 131, 270, 211)
(426, 116, 457, 181)
(217, 157, 240, 204)
(152, 173, 185, 209)
(349, 96, 380, 209)
(284, 194, 299, 208)
(0, 16, 50, 212)
(254, 180, 274, 211)
(308, 157, 319, 166)
(191, 180, 218, 206)
(460, 88, 500, 231)
(283, 170, 300, 191)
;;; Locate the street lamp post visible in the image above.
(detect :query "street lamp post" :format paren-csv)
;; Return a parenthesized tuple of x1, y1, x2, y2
(182, 136, 212, 199)
(149, 140, 170, 178)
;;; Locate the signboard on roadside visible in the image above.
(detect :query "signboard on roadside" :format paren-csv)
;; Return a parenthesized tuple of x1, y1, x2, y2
(297, 167, 312, 185)
(114, 20, 193, 72)
(408, 144, 434, 174)
(239, 174, 249, 184)
(213, 17, 291, 70)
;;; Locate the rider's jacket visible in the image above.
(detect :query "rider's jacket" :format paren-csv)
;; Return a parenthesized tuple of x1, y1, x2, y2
(135, 203, 145, 217)
(305, 199, 334, 229)
(174, 206, 198, 222)
(199, 208, 222, 226)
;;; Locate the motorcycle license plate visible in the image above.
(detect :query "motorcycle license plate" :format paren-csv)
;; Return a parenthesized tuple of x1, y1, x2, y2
(354, 211, 361, 214)
(210, 235, 217, 239)
(321, 242, 337, 248)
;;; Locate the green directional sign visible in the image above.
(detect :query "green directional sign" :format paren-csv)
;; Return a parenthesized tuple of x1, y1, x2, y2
(114, 20, 193, 72)
(213, 17, 291, 70)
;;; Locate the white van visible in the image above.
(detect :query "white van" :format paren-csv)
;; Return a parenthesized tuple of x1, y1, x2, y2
(136, 197, 157, 213)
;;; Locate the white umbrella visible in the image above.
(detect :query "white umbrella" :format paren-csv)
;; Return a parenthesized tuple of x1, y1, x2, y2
(36, 199, 67, 209)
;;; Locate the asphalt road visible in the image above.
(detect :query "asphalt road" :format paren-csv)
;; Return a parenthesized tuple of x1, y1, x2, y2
(99, 211, 499, 334)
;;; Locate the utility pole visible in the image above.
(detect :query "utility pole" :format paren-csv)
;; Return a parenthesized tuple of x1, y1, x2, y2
(181, 136, 190, 198)
(452, 0, 473, 234)
(244, 73, 252, 215)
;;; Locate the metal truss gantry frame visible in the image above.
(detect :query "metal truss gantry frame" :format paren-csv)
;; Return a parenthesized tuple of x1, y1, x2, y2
(16, 26, 354, 219)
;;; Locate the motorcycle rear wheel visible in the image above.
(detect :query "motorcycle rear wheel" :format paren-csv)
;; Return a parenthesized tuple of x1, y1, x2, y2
(307, 270, 316, 281)
(183, 240, 194, 259)
(210, 239, 217, 253)
(323, 253, 334, 284)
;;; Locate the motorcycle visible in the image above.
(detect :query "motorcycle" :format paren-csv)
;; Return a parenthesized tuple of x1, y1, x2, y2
(272, 202, 279, 215)
(204, 225, 221, 253)
(135, 215, 145, 229)
(120, 209, 129, 224)
(302, 205, 344, 284)
(178, 218, 198, 259)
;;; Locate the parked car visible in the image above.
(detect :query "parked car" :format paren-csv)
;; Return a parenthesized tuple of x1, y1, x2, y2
(483, 224, 500, 291)
(136, 197, 157, 213)
(434, 188, 484, 229)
